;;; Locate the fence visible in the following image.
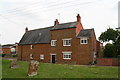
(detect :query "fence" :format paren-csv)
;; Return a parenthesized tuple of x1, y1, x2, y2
(96, 58, 120, 66)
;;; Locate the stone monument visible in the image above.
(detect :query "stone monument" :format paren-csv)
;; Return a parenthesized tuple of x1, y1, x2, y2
(28, 60, 39, 76)
(10, 59, 18, 68)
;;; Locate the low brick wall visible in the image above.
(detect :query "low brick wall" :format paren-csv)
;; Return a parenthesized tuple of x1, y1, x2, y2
(96, 58, 120, 66)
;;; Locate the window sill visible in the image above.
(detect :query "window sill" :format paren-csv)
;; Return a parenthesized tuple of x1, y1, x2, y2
(63, 45, 71, 46)
(80, 43, 88, 44)
(63, 58, 71, 59)
(51, 45, 56, 47)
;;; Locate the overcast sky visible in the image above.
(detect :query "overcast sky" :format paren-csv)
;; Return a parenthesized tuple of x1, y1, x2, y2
(0, 0, 119, 45)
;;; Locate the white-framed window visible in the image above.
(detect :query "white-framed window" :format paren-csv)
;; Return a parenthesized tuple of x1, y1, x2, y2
(30, 45, 33, 49)
(51, 40, 57, 46)
(63, 38, 71, 46)
(80, 37, 88, 44)
(62, 51, 72, 59)
(30, 54, 33, 59)
(40, 54, 44, 60)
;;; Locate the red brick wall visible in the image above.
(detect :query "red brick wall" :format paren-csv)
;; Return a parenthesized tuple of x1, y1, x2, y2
(50, 28, 78, 64)
(15, 45, 18, 54)
(76, 22, 84, 35)
(50, 28, 96, 65)
(18, 44, 51, 63)
(97, 58, 119, 66)
(2, 48, 11, 54)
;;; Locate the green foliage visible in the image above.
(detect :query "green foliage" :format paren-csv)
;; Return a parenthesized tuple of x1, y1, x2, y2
(114, 36, 120, 57)
(99, 28, 118, 43)
(103, 44, 117, 58)
(12, 54, 18, 57)
(2, 59, 118, 78)
(1, 54, 6, 57)
(99, 28, 120, 57)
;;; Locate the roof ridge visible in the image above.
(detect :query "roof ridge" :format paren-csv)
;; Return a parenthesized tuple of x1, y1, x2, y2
(28, 21, 77, 32)
(55, 21, 77, 26)
(28, 26, 53, 32)
(82, 28, 94, 30)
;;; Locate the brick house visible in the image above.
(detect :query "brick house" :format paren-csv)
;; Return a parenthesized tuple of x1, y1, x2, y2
(18, 14, 100, 65)
(2, 44, 18, 55)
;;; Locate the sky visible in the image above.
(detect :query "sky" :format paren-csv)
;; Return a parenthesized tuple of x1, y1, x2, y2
(0, 0, 119, 45)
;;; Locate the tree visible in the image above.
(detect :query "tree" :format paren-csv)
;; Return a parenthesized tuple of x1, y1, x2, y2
(99, 28, 118, 43)
(99, 28, 120, 58)
(103, 44, 117, 58)
(114, 34, 120, 57)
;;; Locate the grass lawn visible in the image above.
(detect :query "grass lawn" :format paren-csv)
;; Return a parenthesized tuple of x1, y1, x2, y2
(2, 59, 119, 78)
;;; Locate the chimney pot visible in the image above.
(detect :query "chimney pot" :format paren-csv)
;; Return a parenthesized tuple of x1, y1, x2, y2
(76, 14, 81, 23)
(54, 19, 59, 26)
(25, 27, 28, 32)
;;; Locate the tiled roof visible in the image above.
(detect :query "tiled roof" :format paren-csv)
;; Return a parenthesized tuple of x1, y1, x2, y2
(76, 29, 94, 38)
(2, 44, 15, 48)
(51, 21, 77, 30)
(19, 27, 53, 45)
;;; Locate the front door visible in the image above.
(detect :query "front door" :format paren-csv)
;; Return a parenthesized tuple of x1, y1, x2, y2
(52, 55, 56, 63)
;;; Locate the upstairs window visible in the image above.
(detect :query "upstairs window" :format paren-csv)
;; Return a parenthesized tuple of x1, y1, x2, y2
(63, 38, 71, 46)
(62, 51, 72, 59)
(51, 40, 57, 46)
(40, 54, 44, 60)
(30, 54, 33, 59)
(80, 37, 88, 44)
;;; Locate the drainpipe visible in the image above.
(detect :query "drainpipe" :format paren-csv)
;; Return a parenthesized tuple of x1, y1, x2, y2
(92, 51, 95, 64)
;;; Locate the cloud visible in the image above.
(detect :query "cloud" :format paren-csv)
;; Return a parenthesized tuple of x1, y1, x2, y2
(0, 0, 118, 44)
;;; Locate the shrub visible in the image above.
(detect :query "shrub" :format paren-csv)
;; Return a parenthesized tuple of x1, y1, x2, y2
(103, 44, 117, 58)
(89, 61, 93, 65)
(12, 54, 18, 57)
(94, 61, 97, 64)
(2, 54, 6, 57)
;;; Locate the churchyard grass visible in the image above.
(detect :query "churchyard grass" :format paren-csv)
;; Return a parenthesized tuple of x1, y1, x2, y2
(2, 59, 119, 78)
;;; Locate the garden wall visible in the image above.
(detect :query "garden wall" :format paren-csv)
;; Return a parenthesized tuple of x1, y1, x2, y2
(97, 58, 120, 66)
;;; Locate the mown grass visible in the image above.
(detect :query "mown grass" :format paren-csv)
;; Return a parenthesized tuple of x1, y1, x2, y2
(0, 58, 2, 79)
(2, 59, 119, 78)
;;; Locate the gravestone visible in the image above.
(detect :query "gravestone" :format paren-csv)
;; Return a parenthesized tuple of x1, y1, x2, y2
(10, 59, 18, 68)
(28, 60, 39, 76)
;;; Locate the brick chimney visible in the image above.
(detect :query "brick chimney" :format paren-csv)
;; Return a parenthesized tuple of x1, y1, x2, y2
(76, 14, 81, 23)
(76, 14, 84, 35)
(25, 27, 28, 33)
(54, 19, 59, 26)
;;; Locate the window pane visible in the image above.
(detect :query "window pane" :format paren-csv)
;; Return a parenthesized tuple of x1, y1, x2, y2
(64, 55, 66, 58)
(66, 55, 68, 58)
(68, 55, 70, 58)
(64, 40, 66, 45)
(63, 40, 70, 46)
(63, 53, 71, 59)
(40, 54, 44, 59)
(80, 37, 88, 44)
(84, 40, 87, 43)
(54, 41, 56, 45)
(81, 40, 84, 43)
(51, 40, 56, 46)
